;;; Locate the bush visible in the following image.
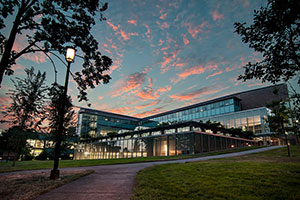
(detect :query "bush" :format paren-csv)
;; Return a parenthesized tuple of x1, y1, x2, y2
(35, 149, 54, 160)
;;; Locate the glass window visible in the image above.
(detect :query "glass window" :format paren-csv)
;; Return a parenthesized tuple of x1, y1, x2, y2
(241, 118, 247, 125)
(254, 115, 261, 123)
(216, 108, 220, 115)
(219, 101, 224, 107)
(220, 107, 225, 114)
(225, 106, 229, 113)
(211, 109, 216, 116)
(229, 105, 234, 112)
(214, 102, 219, 108)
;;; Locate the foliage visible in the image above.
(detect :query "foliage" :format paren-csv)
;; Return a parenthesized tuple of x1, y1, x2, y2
(234, 0, 300, 84)
(47, 83, 76, 136)
(0, 67, 47, 165)
(266, 100, 290, 134)
(0, 0, 112, 102)
(107, 131, 118, 138)
(1, 127, 29, 162)
(199, 120, 254, 139)
(1, 67, 47, 130)
(35, 149, 54, 160)
(20, 146, 34, 161)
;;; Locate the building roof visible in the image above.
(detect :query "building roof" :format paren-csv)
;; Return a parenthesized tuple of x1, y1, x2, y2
(144, 83, 288, 119)
(77, 84, 288, 121)
(79, 107, 141, 121)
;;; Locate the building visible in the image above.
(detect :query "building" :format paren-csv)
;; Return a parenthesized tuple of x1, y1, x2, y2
(75, 121, 260, 160)
(74, 84, 289, 160)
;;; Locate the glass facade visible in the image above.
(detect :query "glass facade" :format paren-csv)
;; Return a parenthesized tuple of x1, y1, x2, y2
(77, 98, 268, 139)
(74, 131, 258, 160)
(200, 107, 269, 135)
(148, 98, 240, 123)
(77, 109, 158, 139)
(78, 112, 140, 138)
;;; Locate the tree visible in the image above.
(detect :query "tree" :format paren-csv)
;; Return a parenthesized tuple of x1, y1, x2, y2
(234, 0, 300, 84)
(0, 0, 112, 101)
(267, 100, 291, 156)
(47, 83, 76, 177)
(234, 0, 300, 139)
(0, 67, 47, 165)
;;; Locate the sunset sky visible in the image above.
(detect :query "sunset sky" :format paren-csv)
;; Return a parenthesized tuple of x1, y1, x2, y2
(1, 0, 299, 130)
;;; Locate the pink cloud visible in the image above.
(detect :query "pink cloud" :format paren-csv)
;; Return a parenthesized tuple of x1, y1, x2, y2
(128, 20, 137, 26)
(104, 49, 112, 54)
(160, 13, 167, 19)
(183, 34, 190, 45)
(176, 62, 186, 68)
(109, 72, 147, 97)
(111, 44, 118, 49)
(148, 78, 153, 88)
(170, 87, 224, 101)
(135, 89, 156, 100)
(157, 21, 169, 29)
(173, 65, 206, 83)
(120, 30, 129, 40)
(133, 107, 162, 118)
(184, 21, 208, 38)
(160, 48, 181, 73)
(144, 24, 151, 39)
(247, 82, 263, 88)
(107, 21, 119, 31)
(211, 10, 224, 21)
(158, 39, 164, 46)
(154, 85, 172, 98)
(135, 101, 160, 110)
(12, 34, 47, 64)
(10, 64, 25, 75)
(206, 70, 224, 79)
(110, 106, 135, 115)
(98, 96, 104, 100)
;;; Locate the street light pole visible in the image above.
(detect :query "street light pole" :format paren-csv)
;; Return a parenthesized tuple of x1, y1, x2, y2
(50, 47, 75, 180)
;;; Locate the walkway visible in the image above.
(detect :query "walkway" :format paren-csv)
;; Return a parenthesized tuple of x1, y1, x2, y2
(35, 146, 281, 200)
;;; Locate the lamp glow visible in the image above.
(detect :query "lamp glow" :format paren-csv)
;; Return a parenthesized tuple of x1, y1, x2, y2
(65, 47, 75, 63)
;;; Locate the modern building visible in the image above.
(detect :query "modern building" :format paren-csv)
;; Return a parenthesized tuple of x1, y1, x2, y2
(74, 121, 260, 160)
(74, 84, 289, 160)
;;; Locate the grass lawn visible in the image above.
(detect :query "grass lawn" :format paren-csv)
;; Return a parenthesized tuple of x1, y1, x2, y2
(0, 146, 263, 173)
(0, 169, 93, 200)
(132, 145, 300, 200)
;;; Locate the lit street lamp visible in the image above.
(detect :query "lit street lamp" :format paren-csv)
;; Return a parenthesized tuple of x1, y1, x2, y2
(50, 47, 76, 180)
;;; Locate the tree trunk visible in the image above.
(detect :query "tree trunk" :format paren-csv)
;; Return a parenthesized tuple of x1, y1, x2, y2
(281, 121, 291, 157)
(0, 6, 24, 86)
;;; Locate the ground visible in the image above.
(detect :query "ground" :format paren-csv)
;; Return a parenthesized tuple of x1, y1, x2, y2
(132, 145, 300, 200)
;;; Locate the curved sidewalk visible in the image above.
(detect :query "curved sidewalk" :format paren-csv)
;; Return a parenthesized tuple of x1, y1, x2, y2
(36, 146, 282, 200)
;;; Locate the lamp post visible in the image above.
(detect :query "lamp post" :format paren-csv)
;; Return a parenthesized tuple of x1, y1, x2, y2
(50, 47, 75, 180)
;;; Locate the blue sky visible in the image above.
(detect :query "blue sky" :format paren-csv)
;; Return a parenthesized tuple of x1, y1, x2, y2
(1, 0, 299, 129)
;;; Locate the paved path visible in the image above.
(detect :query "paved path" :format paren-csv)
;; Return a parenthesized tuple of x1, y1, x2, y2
(32, 146, 281, 200)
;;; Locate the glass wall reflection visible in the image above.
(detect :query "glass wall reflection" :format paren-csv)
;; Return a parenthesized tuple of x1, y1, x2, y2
(75, 131, 258, 160)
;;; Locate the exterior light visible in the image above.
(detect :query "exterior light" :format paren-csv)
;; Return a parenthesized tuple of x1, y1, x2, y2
(51, 46, 76, 180)
(65, 47, 76, 63)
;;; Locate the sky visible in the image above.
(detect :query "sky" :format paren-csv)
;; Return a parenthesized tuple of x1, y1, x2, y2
(1, 0, 299, 130)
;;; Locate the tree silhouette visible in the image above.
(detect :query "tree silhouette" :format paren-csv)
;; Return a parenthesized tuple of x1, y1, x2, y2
(234, 0, 300, 84)
(0, 0, 112, 101)
(234, 0, 300, 138)
(0, 67, 47, 166)
(47, 83, 76, 170)
(267, 100, 291, 156)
